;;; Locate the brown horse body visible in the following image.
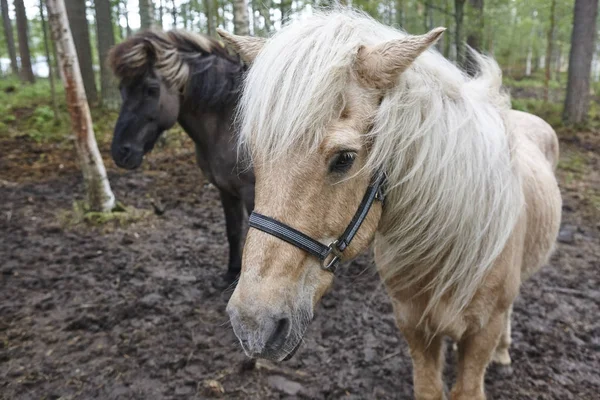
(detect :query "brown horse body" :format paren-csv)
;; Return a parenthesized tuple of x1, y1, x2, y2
(219, 10, 561, 399)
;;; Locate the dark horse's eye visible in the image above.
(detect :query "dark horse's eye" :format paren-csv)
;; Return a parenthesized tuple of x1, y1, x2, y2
(146, 86, 159, 97)
(329, 151, 356, 174)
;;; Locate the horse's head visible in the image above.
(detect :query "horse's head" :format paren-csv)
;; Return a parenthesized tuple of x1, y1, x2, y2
(108, 29, 244, 170)
(111, 70, 180, 169)
(219, 18, 444, 361)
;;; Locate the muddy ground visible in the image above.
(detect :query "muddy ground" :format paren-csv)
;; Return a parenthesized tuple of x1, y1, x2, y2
(1, 131, 599, 400)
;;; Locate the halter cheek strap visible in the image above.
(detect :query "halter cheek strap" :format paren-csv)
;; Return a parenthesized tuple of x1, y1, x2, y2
(248, 173, 386, 274)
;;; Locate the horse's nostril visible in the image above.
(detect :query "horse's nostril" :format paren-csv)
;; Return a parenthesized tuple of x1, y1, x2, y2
(120, 144, 132, 158)
(267, 318, 290, 348)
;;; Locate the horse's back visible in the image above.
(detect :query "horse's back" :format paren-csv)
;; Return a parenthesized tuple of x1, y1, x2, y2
(507, 110, 560, 168)
(507, 110, 562, 280)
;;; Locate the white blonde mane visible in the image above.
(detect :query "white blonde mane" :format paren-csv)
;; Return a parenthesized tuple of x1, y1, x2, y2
(239, 9, 523, 327)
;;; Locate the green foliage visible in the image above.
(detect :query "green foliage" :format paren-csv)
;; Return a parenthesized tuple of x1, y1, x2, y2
(0, 78, 120, 144)
(511, 98, 563, 126)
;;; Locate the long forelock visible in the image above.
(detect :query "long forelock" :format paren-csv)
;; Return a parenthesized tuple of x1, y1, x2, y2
(238, 10, 402, 163)
(240, 9, 521, 330)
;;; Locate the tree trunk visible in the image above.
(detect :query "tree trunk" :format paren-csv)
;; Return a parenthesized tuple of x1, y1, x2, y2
(233, 0, 250, 35)
(171, 0, 176, 27)
(122, 0, 131, 36)
(39, 0, 59, 122)
(564, 0, 599, 124)
(214, 0, 222, 27)
(423, 1, 433, 32)
(251, 0, 258, 34)
(544, 0, 556, 102)
(258, 0, 272, 33)
(94, 0, 120, 110)
(203, 0, 215, 36)
(555, 44, 562, 81)
(52, 33, 61, 80)
(139, 0, 154, 29)
(525, 15, 536, 77)
(65, 0, 98, 104)
(158, 0, 163, 28)
(454, 0, 466, 67)
(14, 0, 34, 83)
(280, 0, 291, 26)
(464, 0, 483, 75)
(1, 0, 18, 76)
(444, 0, 452, 59)
(395, 0, 404, 27)
(46, 0, 116, 212)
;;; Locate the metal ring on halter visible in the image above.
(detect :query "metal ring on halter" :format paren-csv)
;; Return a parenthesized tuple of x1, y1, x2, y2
(321, 240, 343, 273)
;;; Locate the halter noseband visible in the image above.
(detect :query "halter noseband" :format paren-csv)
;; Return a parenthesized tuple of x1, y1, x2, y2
(248, 173, 386, 274)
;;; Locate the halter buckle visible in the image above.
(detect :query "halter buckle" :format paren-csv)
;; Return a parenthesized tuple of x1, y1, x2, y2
(321, 240, 343, 273)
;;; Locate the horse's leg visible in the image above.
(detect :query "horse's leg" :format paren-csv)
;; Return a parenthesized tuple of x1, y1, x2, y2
(219, 190, 245, 282)
(450, 313, 505, 400)
(492, 304, 513, 367)
(401, 328, 446, 400)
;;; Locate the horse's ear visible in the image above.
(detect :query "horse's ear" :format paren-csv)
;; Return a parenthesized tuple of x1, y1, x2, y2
(355, 27, 446, 90)
(216, 28, 266, 64)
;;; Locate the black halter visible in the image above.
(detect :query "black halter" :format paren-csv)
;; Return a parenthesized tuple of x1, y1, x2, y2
(248, 173, 385, 274)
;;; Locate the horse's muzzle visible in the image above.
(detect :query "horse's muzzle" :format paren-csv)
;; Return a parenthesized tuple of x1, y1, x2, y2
(111, 143, 143, 170)
(228, 305, 301, 361)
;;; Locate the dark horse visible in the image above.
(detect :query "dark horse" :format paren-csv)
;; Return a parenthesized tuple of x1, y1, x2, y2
(108, 29, 254, 281)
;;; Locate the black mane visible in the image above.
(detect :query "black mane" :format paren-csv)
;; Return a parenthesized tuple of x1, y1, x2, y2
(109, 29, 246, 108)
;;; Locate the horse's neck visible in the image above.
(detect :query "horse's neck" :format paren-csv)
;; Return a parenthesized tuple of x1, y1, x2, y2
(177, 100, 236, 150)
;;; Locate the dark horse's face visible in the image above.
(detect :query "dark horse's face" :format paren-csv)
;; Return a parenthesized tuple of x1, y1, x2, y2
(111, 71, 180, 169)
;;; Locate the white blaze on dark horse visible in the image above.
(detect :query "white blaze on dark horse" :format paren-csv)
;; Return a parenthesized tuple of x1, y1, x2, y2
(219, 9, 561, 400)
(108, 30, 255, 282)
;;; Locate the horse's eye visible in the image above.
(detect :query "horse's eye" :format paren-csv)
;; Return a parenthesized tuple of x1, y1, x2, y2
(146, 86, 159, 97)
(329, 151, 356, 174)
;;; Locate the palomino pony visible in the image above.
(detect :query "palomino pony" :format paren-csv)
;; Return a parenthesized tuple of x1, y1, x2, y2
(219, 10, 561, 400)
(109, 29, 254, 282)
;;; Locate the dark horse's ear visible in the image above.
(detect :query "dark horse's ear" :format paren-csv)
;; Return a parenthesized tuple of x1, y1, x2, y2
(216, 29, 266, 65)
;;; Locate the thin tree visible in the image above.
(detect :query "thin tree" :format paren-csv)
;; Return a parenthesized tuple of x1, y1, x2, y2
(544, 0, 556, 102)
(525, 11, 537, 77)
(46, 0, 116, 212)
(203, 0, 215, 36)
(233, 0, 250, 35)
(171, 0, 176, 27)
(258, 0, 272, 32)
(443, 0, 452, 59)
(454, 0, 466, 67)
(14, 0, 34, 83)
(280, 0, 292, 25)
(65, 0, 98, 104)
(39, 0, 59, 122)
(121, 0, 131, 37)
(95, 0, 120, 110)
(465, 0, 484, 75)
(139, 0, 154, 29)
(157, 0, 163, 28)
(395, 0, 404, 27)
(1, 0, 18, 76)
(564, 0, 599, 124)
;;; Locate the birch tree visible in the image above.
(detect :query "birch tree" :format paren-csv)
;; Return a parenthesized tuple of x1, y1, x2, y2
(46, 0, 116, 212)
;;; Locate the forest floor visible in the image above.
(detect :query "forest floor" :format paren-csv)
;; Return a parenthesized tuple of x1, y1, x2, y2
(1, 80, 599, 399)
